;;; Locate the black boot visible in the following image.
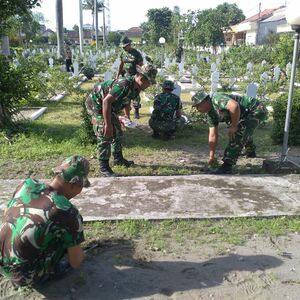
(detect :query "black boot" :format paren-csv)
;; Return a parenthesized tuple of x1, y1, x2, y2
(152, 131, 160, 139)
(134, 108, 140, 119)
(113, 153, 134, 167)
(100, 160, 116, 177)
(246, 151, 256, 158)
(211, 162, 233, 174)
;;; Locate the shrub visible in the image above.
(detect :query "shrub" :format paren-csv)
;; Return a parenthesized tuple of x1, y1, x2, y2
(76, 94, 96, 145)
(271, 89, 300, 145)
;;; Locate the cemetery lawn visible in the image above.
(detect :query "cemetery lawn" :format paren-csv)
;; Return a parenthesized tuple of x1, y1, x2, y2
(0, 80, 291, 180)
(1, 80, 300, 299)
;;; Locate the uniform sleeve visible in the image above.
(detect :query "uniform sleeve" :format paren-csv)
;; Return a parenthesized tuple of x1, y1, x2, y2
(207, 108, 219, 127)
(60, 206, 85, 249)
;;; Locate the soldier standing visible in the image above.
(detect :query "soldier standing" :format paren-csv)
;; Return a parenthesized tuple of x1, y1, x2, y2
(0, 156, 90, 295)
(149, 80, 183, 140)
(192, 91, 268, 174)
(117, 36, 144, 119)
(86, 64, 157, 177)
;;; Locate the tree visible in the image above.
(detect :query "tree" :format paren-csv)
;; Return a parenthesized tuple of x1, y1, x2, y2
(82, 0, 104, 31)
(107, 31, 122, 47)
(56, 0, 64, 58)
(146, 8, 173, 45)
(0, 0, 41, 55)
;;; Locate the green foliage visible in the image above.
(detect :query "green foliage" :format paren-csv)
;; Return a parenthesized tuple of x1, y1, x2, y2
(107, 31, 122, 47)
(271, 33, 294, 69)
(271, 89, 300, 145)
(76, 95, 96, 145)
(0, 0, 41, 28)
(146, 8, 173, 45)
(82, 66, 95, 80)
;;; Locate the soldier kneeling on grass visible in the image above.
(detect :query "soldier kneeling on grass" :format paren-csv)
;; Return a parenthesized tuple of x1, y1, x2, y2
(0, 156, 90, 297)
(149, 80, 183, 140)
(192, 90, 268, 174)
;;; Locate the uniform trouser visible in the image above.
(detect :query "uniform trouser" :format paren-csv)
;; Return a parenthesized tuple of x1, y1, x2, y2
(223, 104, 268, 165)
(132, 95, 141, 109)
(93, 113, 123, 161)
(149, 118, 178, 135)
(0, 247, 66, 288)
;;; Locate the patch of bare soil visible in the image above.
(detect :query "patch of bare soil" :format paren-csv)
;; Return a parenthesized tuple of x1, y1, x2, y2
(26, 234, 300, 300)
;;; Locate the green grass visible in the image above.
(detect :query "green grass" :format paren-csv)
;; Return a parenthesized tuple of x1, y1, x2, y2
(83, 216, 300, 253)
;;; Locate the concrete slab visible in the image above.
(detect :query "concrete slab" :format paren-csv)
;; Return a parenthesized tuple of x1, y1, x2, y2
(1, 175, 299, 221)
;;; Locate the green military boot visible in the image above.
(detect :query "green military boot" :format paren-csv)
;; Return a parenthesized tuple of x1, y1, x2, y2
(100, 160, 116, 177)
(113, 153, 134, 168)
(211, 162, 233, 174)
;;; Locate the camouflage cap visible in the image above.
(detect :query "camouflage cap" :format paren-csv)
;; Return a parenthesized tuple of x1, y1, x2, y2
(192, 90, 209, 107)
(120, 36, 132, 47)
(161, 80, 175, 90)
(53, 155, 90, 188)
(136, 64, 157, 84)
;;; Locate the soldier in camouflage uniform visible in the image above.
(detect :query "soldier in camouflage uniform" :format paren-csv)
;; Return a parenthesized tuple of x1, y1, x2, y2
(149, 80, 183, 140)
(0, 155, 89, 293)
(86, 64, 157, 176)
(117, 36, 144, 119)
(192, 90, 268, 174)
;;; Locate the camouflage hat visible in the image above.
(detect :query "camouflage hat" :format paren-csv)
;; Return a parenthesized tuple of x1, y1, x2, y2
(53, 155, 90, 187)
(120, 36, 132, 47)
(192, 90, 209, 107)
(136, 64, 157, 84)
(161, 80, 175, 90)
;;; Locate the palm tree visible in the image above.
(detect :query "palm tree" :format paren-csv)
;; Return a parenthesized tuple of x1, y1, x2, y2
(82, 0, 104, 31)
(56, 0, 64, 58)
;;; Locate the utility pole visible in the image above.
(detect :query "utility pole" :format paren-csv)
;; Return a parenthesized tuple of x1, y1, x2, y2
(94, 0, 98, 50)
(78, 0, 84, 54)
(256, 2, 261, 45)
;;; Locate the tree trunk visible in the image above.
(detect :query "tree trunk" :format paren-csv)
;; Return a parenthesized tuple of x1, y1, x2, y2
(56, 0, 64, 59)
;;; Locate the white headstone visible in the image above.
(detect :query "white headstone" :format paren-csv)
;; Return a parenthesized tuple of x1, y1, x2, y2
(211, 70, 219, 94)
(191, 65, 198, 75)
(273, 66, 281, 81)
(206, 56, 210, 63)
(246, 83, 258, 98)
(104, 70, 112, 81)
(210, 63, 217, 73)
(48, 57, 54, 68)
(246, 62, 253, 72)
(178, 61, 184, 77)
(73, 61, 79, 76)
(172, 81, 181, 97)
(260, 72, 269, 82)
(286, 62, 292, 77)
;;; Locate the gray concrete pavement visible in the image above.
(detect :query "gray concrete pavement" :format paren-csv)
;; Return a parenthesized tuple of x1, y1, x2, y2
(1, 174, 299, 221)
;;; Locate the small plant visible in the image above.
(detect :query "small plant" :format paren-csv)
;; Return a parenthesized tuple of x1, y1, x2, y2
(81, 66, 95, 80)
(271, 89, 300, 145)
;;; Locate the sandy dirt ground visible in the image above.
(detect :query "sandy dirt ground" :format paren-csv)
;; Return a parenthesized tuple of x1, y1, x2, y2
(21, 233, 300, 300)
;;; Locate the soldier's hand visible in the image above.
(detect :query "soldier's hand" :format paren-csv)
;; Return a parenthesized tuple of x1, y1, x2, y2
(103, 124, 113, 138)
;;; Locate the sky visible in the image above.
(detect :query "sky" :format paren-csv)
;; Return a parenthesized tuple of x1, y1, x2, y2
(33, 0, 290, 31)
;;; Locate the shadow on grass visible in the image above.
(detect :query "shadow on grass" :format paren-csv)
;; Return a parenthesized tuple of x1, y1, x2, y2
(33, 238, 283, 300)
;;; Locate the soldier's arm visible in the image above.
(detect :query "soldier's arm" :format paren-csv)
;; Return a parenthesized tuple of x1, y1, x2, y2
(208, 126, 218, 164)
(102, 94, 115, 137)
(226, 99, 240, 140)
(68, 245, 85, 268)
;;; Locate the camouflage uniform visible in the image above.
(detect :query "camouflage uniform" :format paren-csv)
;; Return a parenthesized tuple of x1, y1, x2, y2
(207, 93, 268, 165)
(0, 156, 89, 289)
(0, 165, 88, 288)
(149, 92, 182, 137)
(85, 77, 139, 162)
(121, 48, 144, 110)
